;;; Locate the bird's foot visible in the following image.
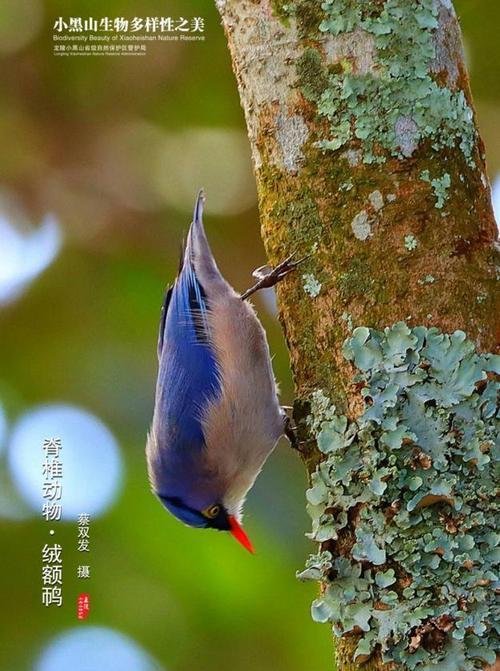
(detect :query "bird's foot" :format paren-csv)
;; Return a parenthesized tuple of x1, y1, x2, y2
(282, 410, 301, 452)
(241, 252, 310, 300)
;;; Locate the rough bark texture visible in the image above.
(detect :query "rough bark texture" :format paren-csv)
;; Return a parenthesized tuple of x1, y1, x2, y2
(216, 1, 499, 670)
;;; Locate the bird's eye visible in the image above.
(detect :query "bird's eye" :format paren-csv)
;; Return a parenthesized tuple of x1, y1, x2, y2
(203, 504, 220, 519)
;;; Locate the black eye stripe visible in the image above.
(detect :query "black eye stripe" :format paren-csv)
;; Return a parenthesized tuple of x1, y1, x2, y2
(159, 494, 229, 530)
(159, 494, 201, 517)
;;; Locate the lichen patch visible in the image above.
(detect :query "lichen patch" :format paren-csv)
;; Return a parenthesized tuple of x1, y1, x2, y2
(301, 324, 499, 671)
(351, 210, 373, 240)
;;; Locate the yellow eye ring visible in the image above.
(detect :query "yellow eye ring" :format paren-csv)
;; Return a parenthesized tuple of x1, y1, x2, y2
(203, 504, 220, 519)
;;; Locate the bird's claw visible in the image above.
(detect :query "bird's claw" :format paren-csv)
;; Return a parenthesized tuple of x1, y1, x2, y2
(251, 264, 271, 282)
(242, 251, 310, 300)
(257, 252, 309, 283)
(282, 412, 301, 452)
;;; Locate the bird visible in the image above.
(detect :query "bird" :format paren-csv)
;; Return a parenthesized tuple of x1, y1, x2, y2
(146, 190, 302, 553)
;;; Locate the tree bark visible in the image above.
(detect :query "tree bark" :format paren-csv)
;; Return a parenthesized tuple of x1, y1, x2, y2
(216, 1, 499, 670)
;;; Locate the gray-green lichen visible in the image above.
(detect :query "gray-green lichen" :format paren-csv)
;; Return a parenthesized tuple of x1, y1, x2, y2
(476, 293, 487, 305)
(405, 234, 418, 251)
(300, 324, 499, 670)
(421, 170, 452, 209)
(342, 311, 353, 332)
(369, 190, 385, 212)
(351, 210, 373, 240)
(418, 274, 436, 285)
(303, 272, 322, 297)
(339, 178, 354, 192)
(309, 0, 476, 165)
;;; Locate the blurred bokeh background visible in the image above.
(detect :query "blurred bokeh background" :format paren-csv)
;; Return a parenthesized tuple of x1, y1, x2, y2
(0, 1, 498, 670)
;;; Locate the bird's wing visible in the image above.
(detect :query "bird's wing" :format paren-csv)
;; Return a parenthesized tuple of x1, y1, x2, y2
(157, 190, 226, 360)
(155, 191, 222, 450)
(157, 286, 172, 359)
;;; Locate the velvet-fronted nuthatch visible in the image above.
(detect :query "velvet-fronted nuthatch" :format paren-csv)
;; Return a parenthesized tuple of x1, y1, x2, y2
(146, 191, 301, 552)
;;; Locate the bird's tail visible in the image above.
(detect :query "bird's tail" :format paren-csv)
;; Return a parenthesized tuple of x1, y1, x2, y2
(182, 189, 222, 283)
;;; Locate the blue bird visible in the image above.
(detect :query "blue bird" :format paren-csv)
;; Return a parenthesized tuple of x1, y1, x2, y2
(146, 190, 302, 552)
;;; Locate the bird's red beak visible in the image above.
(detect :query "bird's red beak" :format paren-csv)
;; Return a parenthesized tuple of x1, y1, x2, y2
(228, 515, 254, 554)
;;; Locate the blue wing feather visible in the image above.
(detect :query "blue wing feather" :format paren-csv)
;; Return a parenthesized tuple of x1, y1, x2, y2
(157, 286, 172, 359)
(156, 255, 221, 451)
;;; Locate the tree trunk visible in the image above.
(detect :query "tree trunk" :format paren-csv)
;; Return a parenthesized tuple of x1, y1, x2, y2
(216, 1, 499, 670)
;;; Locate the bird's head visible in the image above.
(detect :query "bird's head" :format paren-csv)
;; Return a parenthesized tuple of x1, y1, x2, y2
(158, 493, 254, 553)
